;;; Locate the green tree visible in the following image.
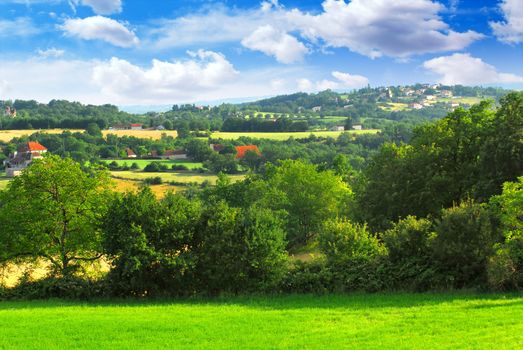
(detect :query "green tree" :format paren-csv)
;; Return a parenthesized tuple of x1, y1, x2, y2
(264, 160, 352, 247)
(86, 122, 102, 137)
(0, 155, 112, 276)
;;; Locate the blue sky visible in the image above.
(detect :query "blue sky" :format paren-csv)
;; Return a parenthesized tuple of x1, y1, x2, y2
(0, 0, 522, 106)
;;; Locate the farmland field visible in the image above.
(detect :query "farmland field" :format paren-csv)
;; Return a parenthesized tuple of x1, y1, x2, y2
(210, 130, 379, 140)
(111, 170, 245, 184)
(0, 293, 521, 349)
(0, 129, 83, 142)
(0, 177, 9, 190)
(102, 129, 178, 139)
(102, 159, 203, 170)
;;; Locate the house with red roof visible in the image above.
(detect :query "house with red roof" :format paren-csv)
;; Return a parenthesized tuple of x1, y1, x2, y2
(130, 123, 143, 130)
(4, 141, 48, 177)
(126, 148, 137, 158)
(235, 145, 261, 159)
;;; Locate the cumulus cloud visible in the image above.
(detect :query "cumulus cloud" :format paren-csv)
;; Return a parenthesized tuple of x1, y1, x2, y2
(286, 0, 483, 58)
(241, 25, 308, 64)
(490, 0, 523, 44)
(0, 17, 40, 37)
(60, 16, 139, 48)
(423, 53, 523, 85)
(91, 50, 239, 102)
(298, 71, 369, 92)
(77, 0, 122, 15)
(37, 47, 65, 58)
(150, 0, 482, 60)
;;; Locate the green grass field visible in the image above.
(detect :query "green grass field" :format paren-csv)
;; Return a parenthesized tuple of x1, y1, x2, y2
(0, 178, 9, 190)
(111, 170, 245, 184)
(102, 159, 203, 170)
(0, 293, 521, 349)
(210, 130, 379, 140)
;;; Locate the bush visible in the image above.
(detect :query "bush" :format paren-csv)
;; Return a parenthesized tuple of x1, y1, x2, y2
(319, 219, 385, 265)
(1, 276, 106, 300)
(172, 164, 189, 171)
(194, 203, 288, 294)
(382, 216, 433, 264)
(431, 201, 500, 288)
(143, 162, 161, 172)
(280, 260, 333, 294)
(130, 162, 140, 170)
(144, 177, 162, 185)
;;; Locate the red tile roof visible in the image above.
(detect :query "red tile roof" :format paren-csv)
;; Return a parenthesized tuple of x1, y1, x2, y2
(26, 141, 47, 152)
(130, 123, 142, 127)
(235, 145, 261, 159)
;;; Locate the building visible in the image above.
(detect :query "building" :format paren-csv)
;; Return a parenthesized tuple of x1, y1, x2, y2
(130, 123, 143, 130)
(352, 124, 363, 130)
(409, 103, 423, 110)
(235, 145, 261, 159)
(126, 148, 137, 158)
(4, 106, 16, 118)
(330, 126, 345, 131)
(312, 106, 322, 112)
(209, 143, 225, 152)
(164, 149, 188, 160)
(4, 141, 47, 177)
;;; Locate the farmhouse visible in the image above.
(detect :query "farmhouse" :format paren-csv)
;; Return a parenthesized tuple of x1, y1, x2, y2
(130, 123, 143, 130)
(330, 126, 345, 131)
(312, 106, 322, 112)
(352, 124, 363, 130)
(235, 145, 261, 159)
(126, 148, 137, 158)
(210, 143, 225, 152)
(164, 149, 188, 160)
(4, 141, 47, 177)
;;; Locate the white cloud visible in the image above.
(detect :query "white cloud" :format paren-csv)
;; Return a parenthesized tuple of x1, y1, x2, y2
(423, 53, 523, 85)
(297, 71, 369, 92)
(77, 0, 122, 15)
(490, 0, 523, 44)
(0, 17, 40, 37)
(91, 50, 239, 103)
(286, 0, 483, 58)
(60, 16, 139, 48)
(37, 47, 65, 58)
(331, 71, 369, 88)
(241, 25, 308, 64)
(150, 0, 482, 60)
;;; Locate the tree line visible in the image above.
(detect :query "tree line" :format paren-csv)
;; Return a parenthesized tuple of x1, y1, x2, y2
(0, 92, 521, 298)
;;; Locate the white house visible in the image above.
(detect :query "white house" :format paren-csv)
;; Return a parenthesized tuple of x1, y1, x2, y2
(330, 126, 345, 131)
(312, 106, 322, 112)
(130, 123, 143, 130)
(352, 124, 363, 130)
(4, 141, 47, 177)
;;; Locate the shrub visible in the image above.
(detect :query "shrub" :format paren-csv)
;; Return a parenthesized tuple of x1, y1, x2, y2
(280, 260, 333, 294)
(194, 202, 288, 294)
(130, 162, 140, 170)
(431, 200, 500, 288)
(1, 276, 106, 300)
(172, 164, 189, 171)
(319, 219, 385, 265)
(144, 177, 162, 185)
(143, 162, 161, 172)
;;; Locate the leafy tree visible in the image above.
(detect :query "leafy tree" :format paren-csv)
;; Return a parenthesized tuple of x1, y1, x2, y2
(103, 188, 202, 296)
(86, 122, 102, 137)
(264, 160, 352, 247)
(194, 202, 287, 294)
(0, 155, 112, 276)
(431, 200, 499, 288)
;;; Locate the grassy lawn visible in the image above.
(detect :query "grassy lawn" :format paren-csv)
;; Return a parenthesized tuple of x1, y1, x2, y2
(102, 159, 203, 170)
(0, 178, 9, 190)
(379, 102, 409, 111)
(111, 170, 245, 184)
(0, 293, 521, 349)
(210, 130, 379, 140)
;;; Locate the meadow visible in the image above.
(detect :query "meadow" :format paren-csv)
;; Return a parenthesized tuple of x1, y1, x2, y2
(210, 130, 378, 140)
(0, 129, 82, 142)
(102, 129, 178, 139)
(0, 293, 521, 349)
(111, 170, 244, 184)
(103, 159, 203, 170)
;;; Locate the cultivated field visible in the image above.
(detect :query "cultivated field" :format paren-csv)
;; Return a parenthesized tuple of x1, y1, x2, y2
(210, 130, 379, 140)
(0, 129, 82, 142)
(103, 159, 203, 170)
(102, 129, 178, 139)
(0, 294, 521, 349)
(111, 170, 244, 184)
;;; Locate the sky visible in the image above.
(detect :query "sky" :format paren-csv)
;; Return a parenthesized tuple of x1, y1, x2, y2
(0, 0, 522, 107)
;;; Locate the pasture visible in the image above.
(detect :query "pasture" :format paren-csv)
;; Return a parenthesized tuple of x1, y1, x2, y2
(0, 293, 521, 349)
(210, 130, 379, 140)
(111, 170, 245, 184)
(0, 178, 8, 190)
(102, 159, 203, 170)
